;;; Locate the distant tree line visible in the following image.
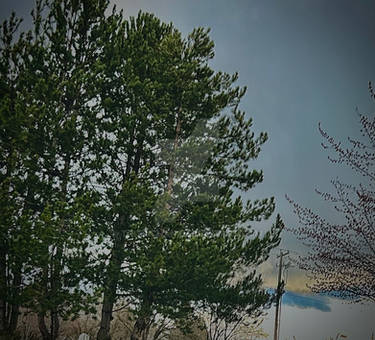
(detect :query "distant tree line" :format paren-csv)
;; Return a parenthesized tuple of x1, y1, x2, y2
(0, 1, 283, 339)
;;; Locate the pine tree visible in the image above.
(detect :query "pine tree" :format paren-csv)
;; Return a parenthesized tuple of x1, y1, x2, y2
(1, 5, 283, 339)
(0, 11, 32, 336)
(90, 12, 283, 340)
(1, 1, 110, 338)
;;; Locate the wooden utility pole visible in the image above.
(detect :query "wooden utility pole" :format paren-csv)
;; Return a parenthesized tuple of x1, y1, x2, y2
(273, 250, 289, 340)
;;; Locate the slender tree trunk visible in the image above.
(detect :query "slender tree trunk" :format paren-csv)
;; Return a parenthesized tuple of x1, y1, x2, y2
(97, 214, 126, 340)
(97, 125, 143, 340)
(38, 157, 70, 340)
(8, 305, 19, 336)
(130, 316, 149, 340)
(97, 298, 114, 340)
(8, 268, 21, 335)
(97, 246, 124, 340)
(131, 112, 182, 340)
(50, 253, 61, 340)
(36, 252, 61, 336)
(51, 311, 59, 340)
(38, 312, 51, 340)
(166, 114, 182, 196)
(0, 244, 7, 335)
(38, 258, 52, 340)
(0, 255, 21, 338)
(0, 164, 12, 337)
(97, 270, 117, 340)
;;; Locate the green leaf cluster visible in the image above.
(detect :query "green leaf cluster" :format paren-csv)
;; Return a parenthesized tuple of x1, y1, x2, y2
(0, 2, 283, 339)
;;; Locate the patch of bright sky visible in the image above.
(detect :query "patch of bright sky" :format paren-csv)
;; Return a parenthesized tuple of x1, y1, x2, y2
(263, 295, 375, 340)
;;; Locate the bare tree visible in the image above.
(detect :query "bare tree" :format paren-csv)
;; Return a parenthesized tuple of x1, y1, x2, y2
(286, 82, 375, 303)
(202, 309, 268, 340)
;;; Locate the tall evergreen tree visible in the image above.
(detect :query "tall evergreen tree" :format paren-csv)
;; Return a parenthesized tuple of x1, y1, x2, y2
(1, 4, 282, 339)
(21, 1, 111, 338)
(0, 11, 33, 336)
(1, 0, 111, 338)
(90, 12, 283, 340)
(92, 13, 177, 339)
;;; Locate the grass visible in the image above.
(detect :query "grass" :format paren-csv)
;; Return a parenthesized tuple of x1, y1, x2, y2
(13, 311, 375, 340)
(289, 333, 375, 340)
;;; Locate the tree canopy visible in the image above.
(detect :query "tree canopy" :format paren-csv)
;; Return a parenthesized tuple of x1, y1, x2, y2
(0, 1, 283, 339)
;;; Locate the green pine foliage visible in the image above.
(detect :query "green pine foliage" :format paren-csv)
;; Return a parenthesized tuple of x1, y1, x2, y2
(1, 1, 108, 338)
(0, 2, 283, 340)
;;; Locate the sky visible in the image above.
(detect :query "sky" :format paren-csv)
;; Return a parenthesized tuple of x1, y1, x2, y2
(1, 0, 375, 339)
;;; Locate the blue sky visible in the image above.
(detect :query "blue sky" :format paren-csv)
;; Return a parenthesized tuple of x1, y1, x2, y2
(1, 0, 374, 338)
(282, 291, 331, 312)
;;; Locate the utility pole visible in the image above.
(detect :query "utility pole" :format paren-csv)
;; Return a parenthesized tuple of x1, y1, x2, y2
(273, 250, 289, 340)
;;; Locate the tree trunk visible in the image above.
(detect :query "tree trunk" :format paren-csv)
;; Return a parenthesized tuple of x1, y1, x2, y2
(97, 286, 115, 340)
(50, 310, 59, 340)
(49, 246, 62, 340)
(97, 232, 124, 340)
(166, 114, 181, 196)
(37, 311, 60, 340)
(0, 253, 21, 338)
(0, 245, 7, 335)
(39, 157, 69, 340)
(38, 262, 51, 340)
(97, 125, 143, 340)
(8, 268, 21, 335)
(8, 304, 19, 336)
(130, 316, 149, 340)
(38, 312, 51, 340)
